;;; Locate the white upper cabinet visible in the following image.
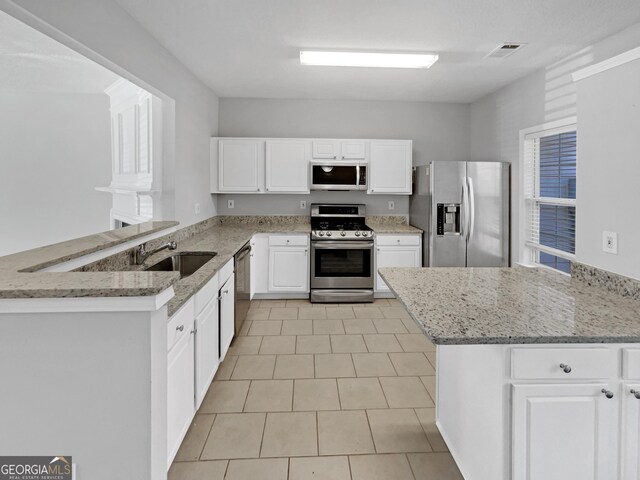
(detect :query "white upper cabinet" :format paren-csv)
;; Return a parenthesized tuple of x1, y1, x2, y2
(214, 138, 265, 193)
(312, 140, 340, 159)
(341, 141, 366, 159)
(265, 140, 310, 193)
(312, 140, 366, 160)
(369, 140, 412, 194)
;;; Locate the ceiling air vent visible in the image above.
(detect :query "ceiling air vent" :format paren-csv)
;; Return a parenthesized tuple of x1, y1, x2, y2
(486, 43, 525, 59)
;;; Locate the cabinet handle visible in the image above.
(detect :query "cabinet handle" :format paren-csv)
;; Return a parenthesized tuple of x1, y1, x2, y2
(190, 329, 196, 335)
(304, 249, 308, 253)
(559, 363, 572, 373)
(631, 389, 640, 399)
(223, 290, 229, 294)
(176, 325, 184, 332)
(601, 388, 614, 399)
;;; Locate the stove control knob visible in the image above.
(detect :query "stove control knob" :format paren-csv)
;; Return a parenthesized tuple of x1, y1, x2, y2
(361, 231, 368, 237)
(355, 231, 361, 237)
(327, 232, 332, 237)
(340, 232, 346, 237)
(318, 231, 324, 236)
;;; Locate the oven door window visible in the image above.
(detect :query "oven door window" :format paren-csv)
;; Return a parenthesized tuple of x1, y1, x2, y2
(314, 247, 371, 277)
(312, 165, 357, 186)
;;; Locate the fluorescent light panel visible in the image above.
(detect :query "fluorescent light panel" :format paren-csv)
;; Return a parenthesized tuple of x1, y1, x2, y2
(299, 50, 438, 69)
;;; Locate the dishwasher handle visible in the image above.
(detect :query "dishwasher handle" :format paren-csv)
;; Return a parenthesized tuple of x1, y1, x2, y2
(236, 244, 252, 261)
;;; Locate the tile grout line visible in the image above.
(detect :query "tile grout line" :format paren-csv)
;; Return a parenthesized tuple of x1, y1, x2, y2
(196, 413, 217, 461)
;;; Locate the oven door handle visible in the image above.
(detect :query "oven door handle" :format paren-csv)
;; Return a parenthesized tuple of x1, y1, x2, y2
(312, 241, 374, 250)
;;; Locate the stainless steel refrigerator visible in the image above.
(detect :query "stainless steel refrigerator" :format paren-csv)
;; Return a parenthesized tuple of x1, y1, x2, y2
(409, 161, 510, 267)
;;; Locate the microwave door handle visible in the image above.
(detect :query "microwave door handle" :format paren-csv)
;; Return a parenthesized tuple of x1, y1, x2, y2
(356, 164, 360, 187)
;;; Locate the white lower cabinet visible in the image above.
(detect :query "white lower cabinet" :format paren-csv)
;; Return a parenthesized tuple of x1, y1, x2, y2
(194, 295, 219, 409)
(375, 234, 421, 293)
(622, 383, 640, 479)
(512, 383, 619, 480)
(437, 343, 640, 480)
(167, 299, 195, 468)
(268, 234, 309, 293)
(219, 272, 235, 360)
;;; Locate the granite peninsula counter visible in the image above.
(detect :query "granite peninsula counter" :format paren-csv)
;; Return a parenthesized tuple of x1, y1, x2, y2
(379, 266, 640, 480)
(379, 266, 640, 344)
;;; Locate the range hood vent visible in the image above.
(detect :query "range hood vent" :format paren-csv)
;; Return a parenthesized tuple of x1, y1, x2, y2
(487, 43, 525, 58)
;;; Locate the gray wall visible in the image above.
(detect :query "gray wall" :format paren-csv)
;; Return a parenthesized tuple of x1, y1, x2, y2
(217, 98, 470, 215)
(469, 22, 640, 278)
(574, 59, 640, 279)
(0, 92, 112, 256)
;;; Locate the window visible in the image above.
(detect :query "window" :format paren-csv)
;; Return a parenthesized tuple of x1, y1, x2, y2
(523, 123, 577, 273)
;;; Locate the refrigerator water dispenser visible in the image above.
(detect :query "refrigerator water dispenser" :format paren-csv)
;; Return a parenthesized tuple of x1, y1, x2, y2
(436, 203, 461, 236)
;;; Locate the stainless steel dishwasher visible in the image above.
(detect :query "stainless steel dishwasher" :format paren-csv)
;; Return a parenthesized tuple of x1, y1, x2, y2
(234, 242, 251, 336)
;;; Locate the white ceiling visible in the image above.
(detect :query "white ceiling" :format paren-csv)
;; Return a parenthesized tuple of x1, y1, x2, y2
(0, 11, 118, 94)
(114, 0, 640, 103)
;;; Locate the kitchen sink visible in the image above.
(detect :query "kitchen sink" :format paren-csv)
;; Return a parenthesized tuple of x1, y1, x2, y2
(144, 252, 217, 278)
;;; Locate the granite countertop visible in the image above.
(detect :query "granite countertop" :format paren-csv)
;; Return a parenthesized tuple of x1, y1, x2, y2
(379, 266, 640, 345)
(0, 218, 311, 316)
(0, 222, 181, 299)
(367, 221, 423, 234)
(129, 221, 310, 316)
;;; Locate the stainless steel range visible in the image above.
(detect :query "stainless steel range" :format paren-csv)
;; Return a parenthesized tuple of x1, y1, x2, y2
(310, 204, 374, 303)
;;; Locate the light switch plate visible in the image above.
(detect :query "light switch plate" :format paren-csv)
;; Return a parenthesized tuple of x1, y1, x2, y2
(194, 203, 201, 214)
(602, 231, 618, 254)
(388, 201, 395, 210)
(227, 199, 234, 209)
(300, 200, 307, 209)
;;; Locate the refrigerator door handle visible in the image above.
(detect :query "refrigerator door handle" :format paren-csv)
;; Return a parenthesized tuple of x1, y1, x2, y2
(461, 178, 469, 240)
(467, 176, 475, 242)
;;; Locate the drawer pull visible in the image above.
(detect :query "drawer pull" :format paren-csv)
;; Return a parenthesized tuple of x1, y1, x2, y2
(176, 325, 184, 332)
(631, 389, 640, 399)
(559, 363, 572, 373)
(601, 388, 614, 399)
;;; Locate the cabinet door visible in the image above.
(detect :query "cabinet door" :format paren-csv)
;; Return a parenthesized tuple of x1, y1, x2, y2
(622, 383, 640, 479)
(265, 140, 309, 193)
(375, 246, 421, 292)
(369, 140, 412, 194)
(218, 139, 264, 192)
(512, 383, 619, 480)
(312, 140, 339, 159)
(194, 298, 219, 409)
(341, 141, 366, 159)
(269, 247, 309, 292)
(251, 235, 269, 296)
(167, 318, 195, 467)
(219, 274, 235, 360)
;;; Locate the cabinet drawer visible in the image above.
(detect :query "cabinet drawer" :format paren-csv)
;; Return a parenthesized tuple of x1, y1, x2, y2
(268, 235, 309, 247)
(511, 347, 617, 380)
(376, 235, 420, 246)
(623, 349, 640, 379)
(167, 299, 194, 352)
(194, 273, 218, 316)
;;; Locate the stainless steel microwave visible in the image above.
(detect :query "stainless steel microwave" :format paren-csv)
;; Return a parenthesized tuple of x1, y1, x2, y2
(310, 161, 367, 191)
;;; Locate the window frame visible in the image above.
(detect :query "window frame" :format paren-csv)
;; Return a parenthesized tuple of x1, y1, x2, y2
(518, 117, 577, 274)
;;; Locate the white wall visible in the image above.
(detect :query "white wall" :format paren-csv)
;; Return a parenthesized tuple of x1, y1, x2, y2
(469, 22, 640, 278)
(0, 0, 220, 228)
(217, 98, 470, 215)
(574, 59, 640, 279)
(0, 92, 112, 256)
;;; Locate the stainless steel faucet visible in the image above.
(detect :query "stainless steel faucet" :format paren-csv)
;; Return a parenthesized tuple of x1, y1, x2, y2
(134, 241, 177, 265)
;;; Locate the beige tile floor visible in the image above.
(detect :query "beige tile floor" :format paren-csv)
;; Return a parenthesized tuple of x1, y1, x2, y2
(169, 299, 464, 480)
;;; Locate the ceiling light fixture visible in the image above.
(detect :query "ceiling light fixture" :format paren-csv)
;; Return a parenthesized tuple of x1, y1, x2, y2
(299, 50, 439, 69)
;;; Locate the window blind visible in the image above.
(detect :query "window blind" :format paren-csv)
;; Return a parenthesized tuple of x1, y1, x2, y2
(523, 129, 577, 272)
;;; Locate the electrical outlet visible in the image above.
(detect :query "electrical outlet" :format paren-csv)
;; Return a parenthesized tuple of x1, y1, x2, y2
(388, 201, 395, 210)
(602, 231, 618, 254)
(194, 203, 201, 214)
(227, 199, 234, 209)
(300, 200, 307, 209)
